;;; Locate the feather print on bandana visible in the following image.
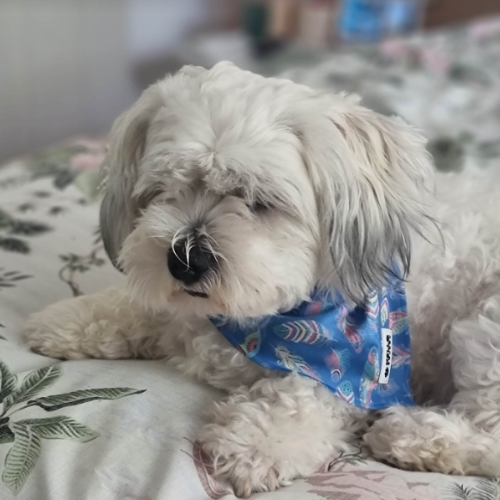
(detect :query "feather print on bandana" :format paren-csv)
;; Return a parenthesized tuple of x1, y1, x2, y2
(392, 346, 411, 367)
(360, 347, 380, 407)
(326, 349, 351, 382)
(212, 280, 415, 410)
(275, 346, 321, 381)
(304, 294, 336, 315)
(389, 311, 409, 335)
(304, 300, 325, 316)
(274, 320, 333, 345)
(237, 330, 261, 358)
(377, 380, 399, 397)
(336, 380, 355, 404)
(380, 298, 389, 326)
(344, 324, 365, 353)
(366, 292, 380, 319)
(337, 305, 349, 330)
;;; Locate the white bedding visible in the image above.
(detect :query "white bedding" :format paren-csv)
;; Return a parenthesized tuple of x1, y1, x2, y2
(2, 17, 500, 500)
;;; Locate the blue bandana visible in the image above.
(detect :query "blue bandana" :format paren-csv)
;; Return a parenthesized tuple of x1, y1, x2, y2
(211, 279, 415, 410)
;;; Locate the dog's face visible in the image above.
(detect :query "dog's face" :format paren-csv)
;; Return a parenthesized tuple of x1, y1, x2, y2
(116, 124, 319, 320)
(100, 63, 434, 320)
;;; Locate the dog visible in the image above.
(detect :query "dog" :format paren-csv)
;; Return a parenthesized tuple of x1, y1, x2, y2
(25, 62, 500, 497)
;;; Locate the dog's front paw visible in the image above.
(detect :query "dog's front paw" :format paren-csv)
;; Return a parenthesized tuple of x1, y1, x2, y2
(198, 421, 291, 498)
(364, 406, 500, 477)
(24, 298, 92, 359)
(198, 376, 351, 497)
(24, 291, 132, 360)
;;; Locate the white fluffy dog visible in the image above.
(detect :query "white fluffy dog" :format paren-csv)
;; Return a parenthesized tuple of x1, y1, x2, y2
(25, 62, 500, 497)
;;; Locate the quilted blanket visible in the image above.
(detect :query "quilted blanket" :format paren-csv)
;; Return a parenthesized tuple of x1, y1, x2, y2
(2, 17, 500, 500)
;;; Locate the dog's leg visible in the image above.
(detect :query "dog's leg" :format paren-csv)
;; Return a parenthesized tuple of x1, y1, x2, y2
(364, 405, 500, 476)
(198, 374, 366, 498)
(365, 296, 500, 477)
(24, 287, 172, 360)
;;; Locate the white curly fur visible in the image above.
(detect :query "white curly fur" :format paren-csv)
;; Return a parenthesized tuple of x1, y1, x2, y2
(25, 62, 500, 497)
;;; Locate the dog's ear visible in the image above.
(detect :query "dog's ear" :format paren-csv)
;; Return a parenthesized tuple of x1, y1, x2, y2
(100, 86, 160, 268)
(297, 93, 435, 303)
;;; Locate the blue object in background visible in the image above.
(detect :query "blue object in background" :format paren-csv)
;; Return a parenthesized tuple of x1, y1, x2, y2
(340, 0, 385, 42)
(386, 0, 420, 33)
(340, 0, 423, 43)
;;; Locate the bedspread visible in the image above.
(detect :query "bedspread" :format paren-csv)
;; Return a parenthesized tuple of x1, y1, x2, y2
(2, 17, 500, 500)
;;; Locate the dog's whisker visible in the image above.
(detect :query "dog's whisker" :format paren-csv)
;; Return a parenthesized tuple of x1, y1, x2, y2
(171, 228, 184, 247)
(185, 234, 194, 268)
(171, 228, 188, 265)
(200, 238, 227, 266)
(203, 231, 219, 247)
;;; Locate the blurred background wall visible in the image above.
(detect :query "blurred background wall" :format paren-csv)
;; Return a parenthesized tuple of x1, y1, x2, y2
(1, 0, 499, 164)
(0, 0, 223, 163)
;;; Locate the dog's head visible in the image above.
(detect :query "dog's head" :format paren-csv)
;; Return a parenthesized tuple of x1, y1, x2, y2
(100, 62, 434, 320)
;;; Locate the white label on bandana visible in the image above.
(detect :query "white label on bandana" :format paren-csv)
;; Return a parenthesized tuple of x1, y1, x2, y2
(378, 328, 393, 385)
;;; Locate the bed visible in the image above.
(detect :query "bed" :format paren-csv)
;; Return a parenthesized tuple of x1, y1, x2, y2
(1, 17, 500, 500)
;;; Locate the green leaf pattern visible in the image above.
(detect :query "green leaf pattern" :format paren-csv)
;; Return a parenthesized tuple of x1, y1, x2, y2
(0, 141, 123, 494)
(0, 360, 145, 493)
(0, 361, 17, 405)
(0, 270, 32, 290)
(27, 388, 146, 411)
(2, 423, 42, 494)
(0, 207, 53, 255)
(2, 365, 61, 414)
(448, 479, 500, 500)
(0, 238, 30, 254)
(16, 417, 98, 443)
(0, 419, 14, 444)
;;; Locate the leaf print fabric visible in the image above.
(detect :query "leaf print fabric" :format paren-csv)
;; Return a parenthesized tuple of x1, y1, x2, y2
(14, 417, 98, 442)
(0, 270, 32, 290)
(0, 238, 31, 254)
(2, 365, 62, 413)
(0, 207, 53, 255)
(26, 388, 146, 412)
(0, 362, 18, 405)
(3, 422, 42, 493)
(2, 14, 500, 500)
(0, 359, 145, 494)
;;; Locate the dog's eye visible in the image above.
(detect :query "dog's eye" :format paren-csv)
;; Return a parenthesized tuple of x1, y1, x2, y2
(137, 188, 164, 210)
(247, 200, 271, 213)
(231, 190, 270, 213)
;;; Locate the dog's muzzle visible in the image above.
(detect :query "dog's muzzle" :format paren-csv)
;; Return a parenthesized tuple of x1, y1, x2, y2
(167, 237, 216, 287)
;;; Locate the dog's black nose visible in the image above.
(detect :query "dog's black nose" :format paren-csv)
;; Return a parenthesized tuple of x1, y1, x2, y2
(167, 239, 213, 285)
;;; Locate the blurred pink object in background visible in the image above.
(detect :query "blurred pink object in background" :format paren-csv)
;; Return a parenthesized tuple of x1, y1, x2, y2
(420, 48, 451, 75)
(70, 153, 105, 172)
(380, 38, 414, 59)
